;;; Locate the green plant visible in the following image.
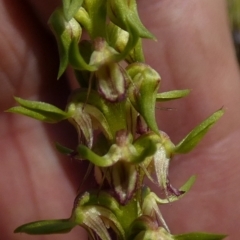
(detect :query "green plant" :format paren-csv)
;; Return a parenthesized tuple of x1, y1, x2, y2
(7, 0, 226, 239)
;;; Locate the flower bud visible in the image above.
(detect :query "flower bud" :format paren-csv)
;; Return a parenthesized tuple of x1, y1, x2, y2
(107, 0, 155, 39)
(49, 8, 82, 78)
(127, 63, 161, 134)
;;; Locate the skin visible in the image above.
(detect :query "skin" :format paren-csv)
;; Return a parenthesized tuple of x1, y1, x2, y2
(0, 0, 239, 239)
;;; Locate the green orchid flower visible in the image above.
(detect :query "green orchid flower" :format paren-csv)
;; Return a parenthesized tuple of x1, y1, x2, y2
(106, 22, 145, 63)
(107, 0, 155, 60)
(89, 38, 129, 102)
(127, 63, 161, 135)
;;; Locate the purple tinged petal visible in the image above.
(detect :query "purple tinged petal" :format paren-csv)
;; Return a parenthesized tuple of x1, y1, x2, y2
(110, 162, 138, 204)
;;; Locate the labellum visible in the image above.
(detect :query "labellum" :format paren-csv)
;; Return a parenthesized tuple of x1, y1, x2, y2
(90, 38, 128, 102)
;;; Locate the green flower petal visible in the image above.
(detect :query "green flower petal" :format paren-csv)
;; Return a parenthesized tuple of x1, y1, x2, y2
(49, 8, 82, 78)
(174, 109, 224, 154)
(156, 89, 190, 102)
(62, 0, 84, 21)
(82, 0, 107, 39)
(77, 130, 156, 167)
(7, 97, 69, 123)
(107, 0, 155, 39)
(106, 22, 144, 63)
(127, 63, 161, 135)
(14, 219, 76, 235)
(69, 89, 128, 136)
(106, 0, 154, 61)
(73, 192, 125, 240)
(69, 37, 97, 71)
(143, 175, 196, 205)
(174, 232, 227, 240)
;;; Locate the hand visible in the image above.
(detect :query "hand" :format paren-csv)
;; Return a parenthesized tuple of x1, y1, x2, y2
(140, 0, 240, 239)
(0, 0, 239, 239)
(0, 0, 88, 239)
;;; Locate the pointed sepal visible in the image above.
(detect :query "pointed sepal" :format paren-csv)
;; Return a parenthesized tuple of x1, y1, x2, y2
(127, 63, 161, 134)
(80, 0, 107, 39)
(106, 0, 154, 61)
(68, 37, 97, 72)
(174, 109, 224, 154)
(106, 22, 145, 63)
(62, 0, 84, 21)
(174, 232, 227, 240)
(107, 0, 155, 39)
(7, 97, 70, 123)
(14, 219, 76, 235)
(49, 8, 82, 78)
(156, 89, 190, 102)
(140, 177, 195, 231)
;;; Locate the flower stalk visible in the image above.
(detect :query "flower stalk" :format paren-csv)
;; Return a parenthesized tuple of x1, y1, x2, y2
(8, 0, 226, 239)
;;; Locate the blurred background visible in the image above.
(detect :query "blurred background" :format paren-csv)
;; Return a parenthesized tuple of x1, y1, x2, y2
(228, 0, 240, 62)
